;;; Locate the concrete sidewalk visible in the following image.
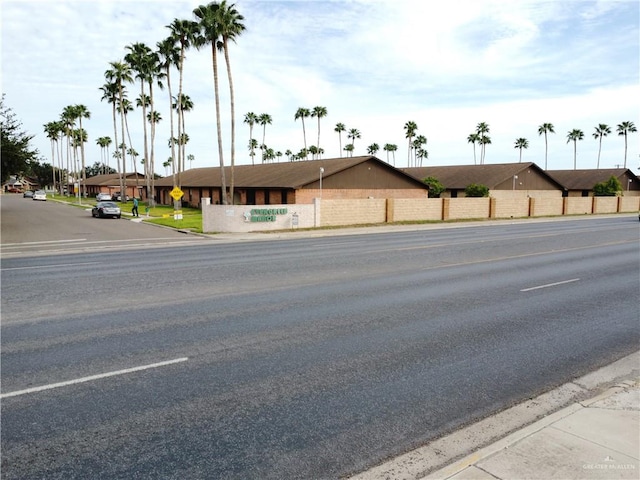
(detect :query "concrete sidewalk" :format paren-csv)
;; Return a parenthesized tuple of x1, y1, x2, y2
(352, 352, 639, 480)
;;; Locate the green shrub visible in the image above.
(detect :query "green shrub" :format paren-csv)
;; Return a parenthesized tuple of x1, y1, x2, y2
(464, 183, 490, 197)
(593, 176, 622, 196)
(422, 176, 445, 198)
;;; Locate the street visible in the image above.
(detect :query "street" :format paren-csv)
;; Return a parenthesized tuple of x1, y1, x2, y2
(1, 195, 639, 479)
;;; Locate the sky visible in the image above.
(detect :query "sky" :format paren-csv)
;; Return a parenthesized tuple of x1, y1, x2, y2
(2, 0, 639, 176)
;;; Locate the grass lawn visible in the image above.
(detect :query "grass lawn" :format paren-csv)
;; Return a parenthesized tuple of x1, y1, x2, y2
(50, 194, 203, 233)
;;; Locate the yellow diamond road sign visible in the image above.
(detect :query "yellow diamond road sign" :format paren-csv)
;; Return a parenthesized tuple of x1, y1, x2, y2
(170, 187, 184, 200)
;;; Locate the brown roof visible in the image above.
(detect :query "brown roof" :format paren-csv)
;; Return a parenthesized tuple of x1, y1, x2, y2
(84, 173, 145, 187)
(545, 169, 639, 190)
(155, 156, 428, 189)
(402, 163, 563, 190)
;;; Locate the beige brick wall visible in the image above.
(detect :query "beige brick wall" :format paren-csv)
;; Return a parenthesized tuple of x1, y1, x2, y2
(320, 198, 387, 226)
(593, 197, 619, 214)
(388, 198, 443, 221)
(489, 190, 562, 199)
(564, 197, 593, 214)
(295, 188, 426, 204)
(619, 196, 640, 212)
(492, 197, 530, 218)
(530, 197, 564, 217)
(445, 198, 490, 220)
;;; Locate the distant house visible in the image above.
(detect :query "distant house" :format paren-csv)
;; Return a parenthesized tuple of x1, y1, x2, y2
(545, 169, 640, 197)
(154, 156, 430, 207)
(83, 173, 147, 200)
(402, 163, 565, 198)
(2, 175, 38, 193)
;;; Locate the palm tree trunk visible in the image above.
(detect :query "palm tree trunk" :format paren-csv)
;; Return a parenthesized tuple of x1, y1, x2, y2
(223, 39, 236, 205)
(211, 44, 227, 204)
(544, 133, 548, 170)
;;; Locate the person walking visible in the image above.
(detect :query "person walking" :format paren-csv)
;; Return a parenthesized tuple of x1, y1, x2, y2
(132, 197, 139, 217)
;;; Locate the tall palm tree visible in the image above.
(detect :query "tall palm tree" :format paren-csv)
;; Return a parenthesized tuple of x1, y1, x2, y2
(257, 113, 272, 163)
(43, 121, 60, 191)
(60, 106, 77, 195)
(566, 128, 584, 170)
(173, 93, 194, 174)
(311, 106, 327, 151)
(100, 81, 120, 178)
(334, 122, 346, 157)
(125, 42, 154, 202)
(294, 107, 311, 159)
(616, 121, 637, 169)
(416, 148, 428, 166)
(157, 37, 180, 192)
(347, 128, 361, 151)
(244, 112, 258, 164)
(344, 143, 354, 157)
(248, 138, 258, 163)
(592, 123, 611, 169)
(167, 18, 199, 193)
(537, 123, 555, 170)
(404, 121, 417, 166)
(413, 135, 427, 166)
(70, 105, 90, 198)
(514, 137, 529, 163)
(476, 122, 490, 164)
(367, 143, 379, 156)
(193, 4, 227, 201)
(215, 0, 245, 204)
(105, 61, 133, 200)
(467, 132, 480, 165)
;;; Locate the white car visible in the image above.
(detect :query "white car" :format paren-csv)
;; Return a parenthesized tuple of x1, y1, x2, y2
(96, 192, 112, 201)
(32, 190, 47, 201)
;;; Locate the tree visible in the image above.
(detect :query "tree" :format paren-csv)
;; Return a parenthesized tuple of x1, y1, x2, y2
(537, 123, 555, 170)
(167, 17, 199, 196)
(404, 120, 417, 166)
(343, 143, 354, 157)
(476, 122, 490, 164)
(616, 121, 637, 169)
(244, 112, 258, 164)
(593, 176, 622, 196)
(157, 36, 180, 195)
(464, 183, 489, 197)
(592, 124, 611, 169)
(367, 143, 379, 156)
(294, 107, 310, 159)
(422, 176, 445, 198)
(514, 137, 529, 163)
(311, 106, 327, 151)
(44, 121, 62, 190)
(334, 122, 346, 157)
(1, 96, 40, 182)
(566, 128, 584, 170)
(413, 135, 427, 166)
(70, 105, 91, 198)
(105, 61, 133, 201)
(467, 132, 480, 165)
(215, 0, 246, 204)
(258, 113, 272, 163)
(383, 143, 397, 165)
(347, 128, 361, 151)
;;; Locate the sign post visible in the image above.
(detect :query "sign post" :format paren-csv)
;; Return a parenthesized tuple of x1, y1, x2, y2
(170, 187, 184, 220)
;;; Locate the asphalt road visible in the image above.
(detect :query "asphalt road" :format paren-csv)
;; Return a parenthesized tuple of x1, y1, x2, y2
(1, 195, 639, 479)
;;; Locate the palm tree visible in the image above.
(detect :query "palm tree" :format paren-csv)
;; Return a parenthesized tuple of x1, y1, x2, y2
(416, 148, 428, 166)
(70, 105, 90, 198)
(537, 123, 555, 170)
(105, 61, 133, 201)
(514, 137, 529, 163)
(467, 132, 480, 165)
(311, 106, 328, 151)
(347, 128, 361, 152)
(214, 0, 245, 204)
(125, 42, 154, 203)
(344, 144, 355, 157)
(566, 128, 584, 170)
(100, 80, 120, 179)
(43, 121, 60, 191)
(592, 123, 611, 169)
(167, 17, 199, 194)
(96, 136, 112, 173)
(476, 122, 490, 164)
(244, 112, 258, 164)
(367, 143, 379, 156)
(157, 37, 180, 192)
(413, 135, 427, 166)
(616, 121, 637, 168)
(294, 107, 311, 159)
(173, 93, 193, 174)
(257, 113, 272, 163)
(334, 122, 346, 157)
(404, 121, 417, 166)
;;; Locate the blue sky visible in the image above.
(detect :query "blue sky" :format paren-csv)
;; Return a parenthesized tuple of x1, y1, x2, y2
(2, 0, 639, 175)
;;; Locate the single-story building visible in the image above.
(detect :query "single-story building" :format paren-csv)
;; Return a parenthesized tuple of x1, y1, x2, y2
(545, 169, 640, 197)
(402, 163, 566, 198)
(83, 173, 148, 200)
(154, 156, 430, 207)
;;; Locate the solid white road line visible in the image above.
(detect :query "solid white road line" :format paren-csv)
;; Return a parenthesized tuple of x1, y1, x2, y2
(520, 278, 580, 292)
(1, 262, 101, 271)
(0, 357, 189, 399)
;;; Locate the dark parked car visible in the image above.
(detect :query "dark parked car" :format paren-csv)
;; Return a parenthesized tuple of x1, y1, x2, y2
(111, 192, 130, 202)
(92, 201, 121, 219)
(23, 190, 34, 198)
